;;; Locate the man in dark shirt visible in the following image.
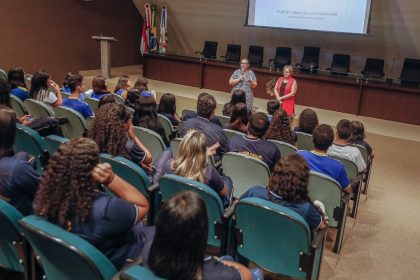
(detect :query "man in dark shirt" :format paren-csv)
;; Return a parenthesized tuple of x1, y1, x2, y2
(181, 92, 223, 126)
(228, 112, 280, 170)
(179, 93, 228, 159)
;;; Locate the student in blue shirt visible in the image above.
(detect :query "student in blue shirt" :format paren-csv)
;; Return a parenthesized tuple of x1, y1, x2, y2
(297, 124, 352, 193)
(90, 76, 111, 100)
(241, 154, 327, 231)
(8, 67, 30, 101)
(62, 74, 93, 118)
(114, 75, 132, 98)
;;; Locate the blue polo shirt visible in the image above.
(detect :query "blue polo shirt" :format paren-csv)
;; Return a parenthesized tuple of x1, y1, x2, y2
(62, 98, 94, 118)
(11, 87, 30, 101)
(297, 150, 350, 189)
(115, 89, 125, 96)
(0, 156, 40, 215)
(228, 135, 281, 170)
(90, 92, 111, 100)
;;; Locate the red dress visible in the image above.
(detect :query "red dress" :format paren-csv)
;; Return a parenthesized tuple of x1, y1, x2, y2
(276, 77, 296, 116)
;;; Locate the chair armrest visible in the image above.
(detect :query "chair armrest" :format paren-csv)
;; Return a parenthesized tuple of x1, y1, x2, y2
(147, 182, 160, 193)
(311, 227, 327, 249)
(223, 204, 236, 219)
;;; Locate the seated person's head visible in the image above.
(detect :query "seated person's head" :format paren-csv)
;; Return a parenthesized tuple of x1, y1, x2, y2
(268, 154, 310, 203)
(133, 94, 158, 126)
(230, 89, 246, 105)
(298, 108, 319, 134)
(172, 130, 207, 183)
(247, 112, 270, 138)
(67, 74, 84, 94)
(266, 99, 280, 115)
(229, 102, 249, 125)
(348, 120, 365, 143)
(87, 103, 131, 157)
(0, 79, 11, 107)
(312, 124, 334, 151)
(158, 93, 177, 115)
(7, 67, 26, 89)
(134, 76, 149, 92)
(196, 93, 216, 119)
(149, 191, 208, 280)
(265, 109, 295, 144)
(34, 138, 100, 229)
(336, 119, 352, 141)
(0, 105, 17, 158)
(126, 88, 141, 108)
(114, 75, 131, 93)
(30, 70, 50, 97)
(92, 76, 108, 93)
(98, 94, 116, 108)
(62, 72, 76, 88)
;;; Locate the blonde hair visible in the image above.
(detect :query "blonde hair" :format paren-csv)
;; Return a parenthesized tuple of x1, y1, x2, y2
(172, 130, 207, 183)
(283, 65, 294, 75)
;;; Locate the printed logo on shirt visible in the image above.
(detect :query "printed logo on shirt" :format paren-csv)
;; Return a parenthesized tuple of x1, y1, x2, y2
(238, 151, 263, 161)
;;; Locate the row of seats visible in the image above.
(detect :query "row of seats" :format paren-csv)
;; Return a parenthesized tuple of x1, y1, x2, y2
(197, 41, 420, 84)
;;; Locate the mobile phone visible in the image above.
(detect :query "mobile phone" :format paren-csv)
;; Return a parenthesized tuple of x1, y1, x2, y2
(26, 115, 35, 122)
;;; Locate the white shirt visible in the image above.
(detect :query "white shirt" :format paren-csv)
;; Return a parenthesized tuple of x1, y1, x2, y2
(327, 143, 366, 172)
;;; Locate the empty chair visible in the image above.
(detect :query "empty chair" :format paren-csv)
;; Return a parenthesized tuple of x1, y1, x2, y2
(296, 131, 315, 151)
(158, 113, 177, 141)
(14, 123, 49, 174)
(248, 45, 264, 67)
(299, 46, 320, 72)
(24, 99, 55, 118)
(44, 135, 69, 156)
(133, 126, 166, 159)
(224, 44, 241, 64)
(235, 198, 326, 280)
(269, 47, 292, 69)
(222, 152, 270, 197)
(54, 106, 87, 139)
(268, 139, 298, 156)
(10, 94, 28, 118)
(85, 97, 100, 112)
(400, 58, 420, 87)
(0, 200, 27, 276)
(158, 174, 231, 253)
(19, 215, 117, 280)
(329, 54, 351, 75)
(222, 128, 245, 141)
(362, 58, 385, 78)
(308, 171, 349, 254)
(195, 41, 218, 59)
(119, 265, 165, 280)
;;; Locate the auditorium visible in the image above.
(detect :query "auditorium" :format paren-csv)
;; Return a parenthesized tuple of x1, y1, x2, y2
(1, 0, 419, 279)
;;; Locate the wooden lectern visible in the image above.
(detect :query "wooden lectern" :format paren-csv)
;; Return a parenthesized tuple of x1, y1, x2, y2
(92, 36, 118, 78)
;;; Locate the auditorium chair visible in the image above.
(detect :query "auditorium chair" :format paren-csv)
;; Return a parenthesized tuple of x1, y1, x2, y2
(222, 128, 245, 141)
(222, 44, 241, 64)
(157, 113, 177, 140)
(44, 135, 69, 156)
(113, 94, 125, 104)
(10, 94, 28, 118)
(133, 126, 166, 159)
(217, 115, 230, 127)
(24, 99, 55, 118)
(119, 265, 164, 280)
(328, 54, 351, 75)
(400, 58, 420, 87)
(0, 68, 7, 80)
(195, 41, 218, 60)
(269, 47, 292, 69)
(361, 58, 385, 78)
(54, 106, 87, 139)
(296, 132, 315, 151)
(350, 144, 373, 195)
(234, 198, 326, 280)
(248, 45, 264, 67)
(297, 46, 320, 73)
(268, 139, 298, 157)
(85, 97, 99, 112)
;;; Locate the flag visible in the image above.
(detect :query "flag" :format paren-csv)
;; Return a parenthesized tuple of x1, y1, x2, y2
(140, 17, 148, 54)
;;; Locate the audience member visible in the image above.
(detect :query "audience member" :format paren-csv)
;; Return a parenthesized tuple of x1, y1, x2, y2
(61, 72, 75, 93)
(265, 109, 297, 145)
(327, 119, 366, 173)
(266, 99, 280, 122)
(133, 76, 149, 92)
(88, 103, 152, 170)
(0, 106, 40, 215)
(348, 120, 374, 157)
(34, 138, 151, 269)
(141, 191, 252, 280)
(133, 92, 169, 146)
(228, 112, 280, 170)
(125, 88, 140, 109)
(241, 154, 327, 231)
(297, 124, 352, 193)
(222, 89, 247, 117)
(181, 92, 223, 126)
(114, 75, 132, 98)
(294, 108, 319, 134)
(62, 74, 93, 118)
(8, 67, 29, 101)
(30, 70, 63, 107)
(226, 102, 249, 134)
(157, 93, 181, 127)
(180, 93, 228, 159)
(90, 76, 111, 100)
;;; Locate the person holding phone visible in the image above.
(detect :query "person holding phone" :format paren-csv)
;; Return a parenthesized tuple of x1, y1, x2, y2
(29, 70, 63, 107)
(229, 58, 257, 112)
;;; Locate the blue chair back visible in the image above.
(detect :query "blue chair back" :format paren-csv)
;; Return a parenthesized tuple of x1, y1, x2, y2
(19, 215, 117, 280)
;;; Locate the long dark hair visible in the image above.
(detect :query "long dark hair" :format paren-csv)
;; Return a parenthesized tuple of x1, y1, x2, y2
(7, 67, 26, 89)
(92, 76, 108, 94)
(133, 95, 162, 132)
(126, 88, 140, 109)
(34, 138, 100, 230)
(149, 191, 208, 280)
(88, 103, 131, 158)
(298, 108, 319, 134)
(348, 121, 366, 143)
(223, 89, 246, 116)
(157, 93, 176, 115)
(265, 109, 296, 145)
(0, 79, 11, 107)
(30, 70, 50, 100)
(228, 102, 249, 133)
(0, 106, 16, 158)
(268, 154, 311, 203)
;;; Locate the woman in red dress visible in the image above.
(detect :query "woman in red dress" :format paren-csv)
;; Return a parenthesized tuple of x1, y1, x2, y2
(273, 65, 298, 117)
